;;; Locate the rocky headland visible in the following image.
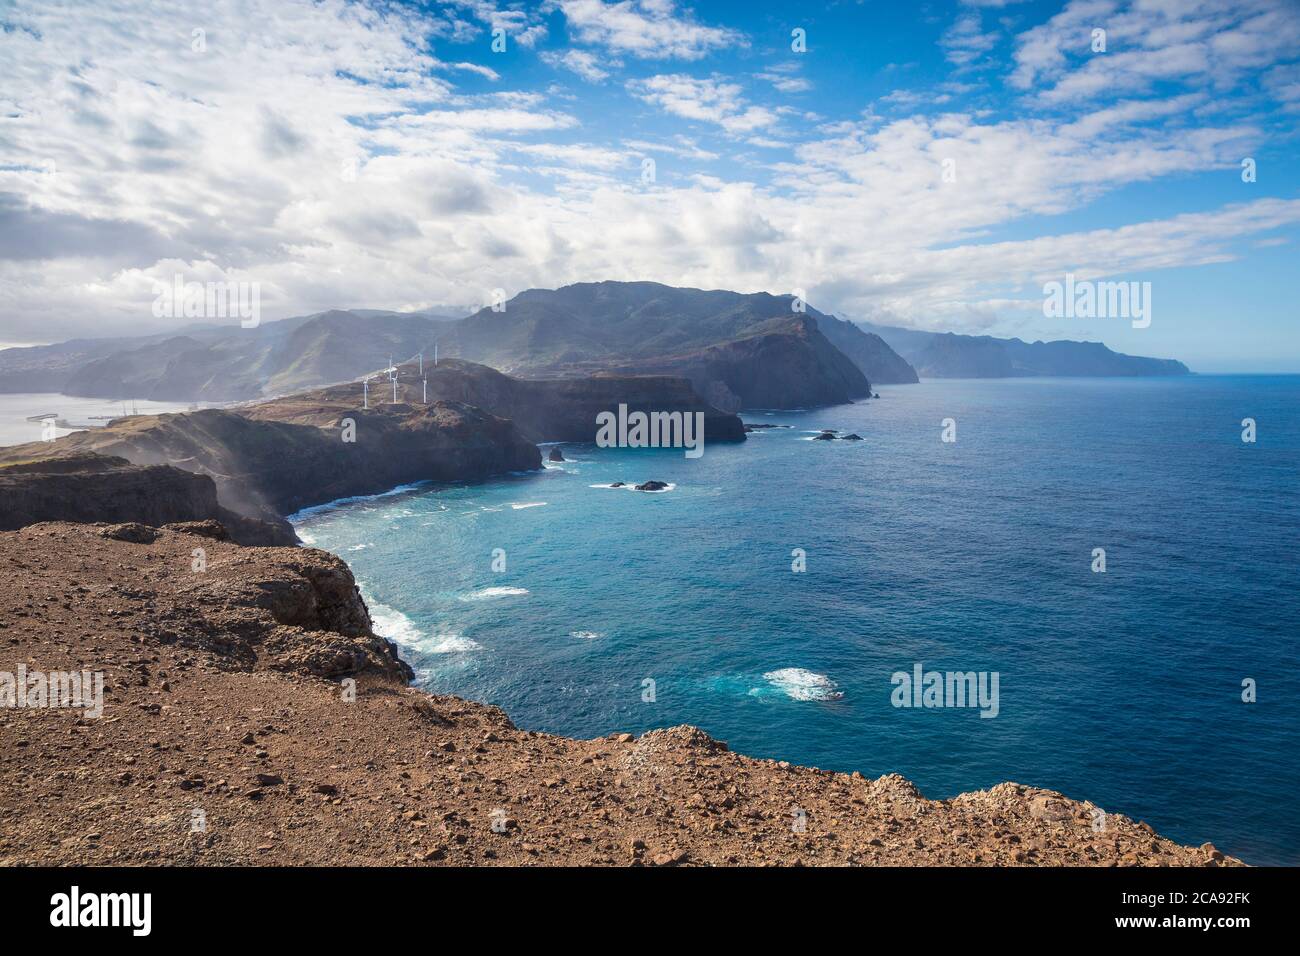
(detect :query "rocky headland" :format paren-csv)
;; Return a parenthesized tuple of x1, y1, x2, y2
(0, 522, 1241, 867)
(0, 359, 743, 539)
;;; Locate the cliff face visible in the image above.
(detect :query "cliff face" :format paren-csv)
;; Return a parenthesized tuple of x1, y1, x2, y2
(0, 359, 735, 537)
(0, 521, 1241, 867)
(441, 283, 873, 410)
(298, 359, 747, 443)
(0, 454, 294, 545)
(593, 317, 872, 412)
(0, 398, 541, 527)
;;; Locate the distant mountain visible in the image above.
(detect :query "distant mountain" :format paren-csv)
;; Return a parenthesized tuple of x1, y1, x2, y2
(2, 286, 896, 409)
(814, 315, 919, 385)
(0, 310, 443, 402)
(437, 281, 894, 409)
(858, 321, 1191, 378)
(0, 286, 1190, 407)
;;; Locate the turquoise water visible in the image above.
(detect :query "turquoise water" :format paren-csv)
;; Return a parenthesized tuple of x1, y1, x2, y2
(293, 376, 1300, 865)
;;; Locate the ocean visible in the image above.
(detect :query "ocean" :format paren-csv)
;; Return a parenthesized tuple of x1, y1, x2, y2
(291, 375, 1300, 865)
(0, 393, 202, 447)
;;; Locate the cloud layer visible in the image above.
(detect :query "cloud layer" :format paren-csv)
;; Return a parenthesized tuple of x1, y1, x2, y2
(0, 0, 1297, 347)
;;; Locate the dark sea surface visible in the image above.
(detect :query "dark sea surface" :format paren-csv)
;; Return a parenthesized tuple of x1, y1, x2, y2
(293, 375, 1300, 865)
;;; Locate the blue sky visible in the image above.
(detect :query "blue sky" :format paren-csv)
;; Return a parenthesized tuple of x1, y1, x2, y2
(1, 0, 1298, 370)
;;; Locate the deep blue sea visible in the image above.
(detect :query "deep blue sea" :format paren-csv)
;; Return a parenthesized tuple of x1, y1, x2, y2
(292, 376, 1300, 865)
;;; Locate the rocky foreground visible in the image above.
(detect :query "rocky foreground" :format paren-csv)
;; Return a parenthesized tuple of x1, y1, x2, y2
(0, 522, 1240, 867)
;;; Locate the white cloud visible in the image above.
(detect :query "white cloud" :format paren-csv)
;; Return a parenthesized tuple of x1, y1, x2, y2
(757, 71, 812, 93)
(1011, 0, 1300, 104)
(941, 12, 1001, 67)
(628, 74, 777, 133)
(549, 0, 744, 60)
(1, 0, 1297, 351)
(541, 49, 613, 83)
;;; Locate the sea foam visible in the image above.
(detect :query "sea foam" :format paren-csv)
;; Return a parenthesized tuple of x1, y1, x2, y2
(460, 586, 529, 601)
(763, 668, 844, 702)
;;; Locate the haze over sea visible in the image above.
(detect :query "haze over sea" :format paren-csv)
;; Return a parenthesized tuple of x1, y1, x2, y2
(293, 376, 1300, 865)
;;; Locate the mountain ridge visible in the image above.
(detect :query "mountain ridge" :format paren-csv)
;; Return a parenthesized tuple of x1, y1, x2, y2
(858, 320, 1191, 378)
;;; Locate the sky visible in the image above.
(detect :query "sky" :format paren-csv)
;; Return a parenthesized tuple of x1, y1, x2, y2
(0, 0, 1298, 371)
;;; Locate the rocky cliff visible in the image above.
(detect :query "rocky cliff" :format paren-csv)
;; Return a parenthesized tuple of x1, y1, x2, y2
(589, 316, 872, 411)
(267, 358, 747, 444)
(0, 398, 541, 528)
(0, 521, 1241, 867)
(0, 454, 294, 545)
(440, 282, 873, 410)
(0, 359, 741, 538)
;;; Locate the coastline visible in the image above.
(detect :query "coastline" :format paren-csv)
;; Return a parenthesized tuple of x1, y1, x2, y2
(0, 520, 1241, 866)
(4, 377, 1286, 865)
(282, 447, 1248, 868)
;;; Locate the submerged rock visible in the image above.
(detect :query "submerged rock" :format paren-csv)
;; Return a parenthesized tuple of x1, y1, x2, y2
(635, 480, 670, 492)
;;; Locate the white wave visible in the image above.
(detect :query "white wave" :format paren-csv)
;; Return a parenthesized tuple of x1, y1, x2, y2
(426, 633, 482, 654)
(346, 543, 373, 551)
(569, 630, 605, 640)
(460, 586, 529, 601)
(367, 600, 424, 647)
(763, 668, 844, 702)
(296, 530, 318, 546)
(286, 481, 430, 521)
(509, 501, 547, 509)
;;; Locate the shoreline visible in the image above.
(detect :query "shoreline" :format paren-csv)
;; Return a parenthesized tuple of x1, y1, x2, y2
(280, 449, 1249, 864)
(0, 520, 1242, 866)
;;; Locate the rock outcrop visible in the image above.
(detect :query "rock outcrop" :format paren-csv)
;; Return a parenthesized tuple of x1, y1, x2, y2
(0, 397, 540, 528)
(0, 359, 741, 538)
(595, 315, 870, 412)
(0, 522, 1243, 867)
(374, 359, 745, 444)
(0, 454, 294, 545)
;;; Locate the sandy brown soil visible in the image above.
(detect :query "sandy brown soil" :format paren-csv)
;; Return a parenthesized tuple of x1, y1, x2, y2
(0, 522, 1239, 866)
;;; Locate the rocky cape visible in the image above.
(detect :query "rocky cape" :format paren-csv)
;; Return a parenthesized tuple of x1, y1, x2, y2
(0, 360, 743, 540)
(0, 521, 1241, 867)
